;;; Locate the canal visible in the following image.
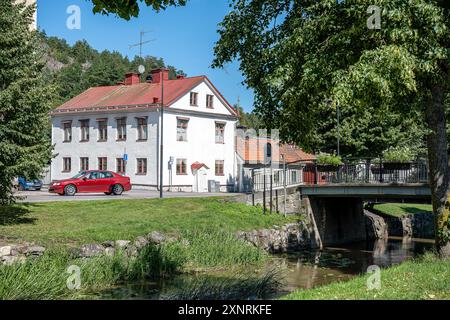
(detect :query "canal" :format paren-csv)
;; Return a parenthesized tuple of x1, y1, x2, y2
(98, 237, 433, 300)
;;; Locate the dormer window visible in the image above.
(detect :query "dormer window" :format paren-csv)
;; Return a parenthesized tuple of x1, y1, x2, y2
(206, 94, 214, 108)
(190, 92, 198, 106)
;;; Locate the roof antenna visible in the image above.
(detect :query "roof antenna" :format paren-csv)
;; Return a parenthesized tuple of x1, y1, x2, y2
(129, 30, 155, 59)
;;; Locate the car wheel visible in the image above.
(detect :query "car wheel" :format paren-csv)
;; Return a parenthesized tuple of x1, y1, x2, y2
(64, 184, 77, 196)
(18, 185, 25, 191)
(112, 184, 123, 196)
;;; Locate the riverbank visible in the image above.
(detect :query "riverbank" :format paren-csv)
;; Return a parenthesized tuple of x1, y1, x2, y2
(282, 253, 450, 300)
(0, 197, 296, 247)
(0, 198, 298, 299)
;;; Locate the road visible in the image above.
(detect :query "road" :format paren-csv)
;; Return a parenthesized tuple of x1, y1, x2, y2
(16, 189, 240, 203)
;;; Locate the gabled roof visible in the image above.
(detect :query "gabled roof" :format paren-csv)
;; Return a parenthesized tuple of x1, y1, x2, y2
(191, 162, 209, 171)
(51, 75, 237, 116)
(236, 136, 315, 164)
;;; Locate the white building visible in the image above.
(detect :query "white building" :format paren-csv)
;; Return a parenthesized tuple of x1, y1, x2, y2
(50, 69, 239, 192)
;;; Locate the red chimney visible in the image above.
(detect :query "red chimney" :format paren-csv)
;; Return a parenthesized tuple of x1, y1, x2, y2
(151, 68, 170, 84)
(176, 74, 185, 80)
(124, 73, 140, 85)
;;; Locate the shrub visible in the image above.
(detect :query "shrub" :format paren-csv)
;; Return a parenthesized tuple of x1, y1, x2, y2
(316, 153, 343, 166)
(382, 146, 414, 163)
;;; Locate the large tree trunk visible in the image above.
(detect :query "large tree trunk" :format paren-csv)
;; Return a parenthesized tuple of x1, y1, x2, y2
(426, 84, 450, 257)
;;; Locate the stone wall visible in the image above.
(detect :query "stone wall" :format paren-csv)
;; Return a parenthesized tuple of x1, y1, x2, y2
(245, 187, 303, 215)
(365, 210, 388, 240)
(0, 244, 45, 265)
(235, 221, 314, 253)
(370, 210, 435, 239)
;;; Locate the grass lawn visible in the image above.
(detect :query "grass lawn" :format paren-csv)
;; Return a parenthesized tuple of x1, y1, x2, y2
(371, 202, 432, 217)
(282, 254, 450, 300)
(0, 197, 297, 247)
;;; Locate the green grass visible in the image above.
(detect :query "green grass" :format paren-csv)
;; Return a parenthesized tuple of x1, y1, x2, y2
(282, 253, 450, 300)
(0, 197, 296, 247)
(371, 202, 432, 218)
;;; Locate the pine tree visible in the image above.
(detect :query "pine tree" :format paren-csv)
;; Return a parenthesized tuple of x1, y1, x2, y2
(0, 0, 54, 204)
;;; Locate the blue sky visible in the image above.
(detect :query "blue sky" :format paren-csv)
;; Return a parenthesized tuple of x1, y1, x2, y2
(36, 0, 254, 112)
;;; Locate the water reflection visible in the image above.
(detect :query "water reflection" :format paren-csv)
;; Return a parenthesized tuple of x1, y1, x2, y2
(99, 237, 433, 300)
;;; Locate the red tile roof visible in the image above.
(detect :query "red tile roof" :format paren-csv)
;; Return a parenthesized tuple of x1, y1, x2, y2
(51, 76, 237, 116)
(191, 162, 209, 171)
(236, 136, 315, 164)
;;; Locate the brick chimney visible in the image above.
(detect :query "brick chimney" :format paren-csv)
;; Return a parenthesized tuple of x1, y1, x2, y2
(124, 73, 140, 85)
(151, 68, 170, 84)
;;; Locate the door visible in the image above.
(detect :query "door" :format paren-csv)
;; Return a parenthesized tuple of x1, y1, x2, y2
(197, 168, 208, 193)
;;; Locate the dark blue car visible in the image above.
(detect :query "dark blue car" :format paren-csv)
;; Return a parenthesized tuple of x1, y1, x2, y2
(18, 177, 43, 191)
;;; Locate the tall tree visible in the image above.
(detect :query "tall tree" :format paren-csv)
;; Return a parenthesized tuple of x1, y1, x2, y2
(213, 0, 450, 256)
(0, 0, 54, 204)
(90, 0, 187, 19)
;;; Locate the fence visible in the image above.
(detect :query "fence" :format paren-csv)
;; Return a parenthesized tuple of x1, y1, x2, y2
(251, 159, 429, 192)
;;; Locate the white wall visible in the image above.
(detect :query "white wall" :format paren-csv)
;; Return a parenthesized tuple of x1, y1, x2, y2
(51, 111, 159, 186)
(51, 79, 238, 191)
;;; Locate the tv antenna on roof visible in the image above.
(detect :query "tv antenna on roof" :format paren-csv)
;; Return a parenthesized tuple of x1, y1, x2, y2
(129, 30, 155, 59)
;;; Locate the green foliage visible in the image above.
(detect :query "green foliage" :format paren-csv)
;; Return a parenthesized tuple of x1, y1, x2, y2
(316, 153, 343, 166)
(372, 202, 432, 218)
(212, 0, 447, 157)
(382, 146, 415, 163)
(0, 198, 297, 247)
(0, 1, 54, 204)
(235, 104, 263, 130)
(90, 0, 187, 20)
(283, 253, 450, 300)
(38, 31, 184, 106)
(163, 270, 281, 300)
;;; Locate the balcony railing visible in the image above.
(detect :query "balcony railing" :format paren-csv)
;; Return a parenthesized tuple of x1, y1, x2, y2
(251, 159, 429, 192)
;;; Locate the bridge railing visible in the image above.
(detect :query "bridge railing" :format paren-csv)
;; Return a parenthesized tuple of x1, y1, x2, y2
(251, 159, 429, 192)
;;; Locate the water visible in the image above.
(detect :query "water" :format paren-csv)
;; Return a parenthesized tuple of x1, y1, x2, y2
(98, 237, 433, 300)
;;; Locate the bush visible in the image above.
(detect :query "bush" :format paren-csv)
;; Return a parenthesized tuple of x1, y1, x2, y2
(382, 146, 414, 163)
(316, 153, 343, 166)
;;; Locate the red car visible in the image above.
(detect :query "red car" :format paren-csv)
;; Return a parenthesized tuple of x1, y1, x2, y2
(49, 171, 132, 196)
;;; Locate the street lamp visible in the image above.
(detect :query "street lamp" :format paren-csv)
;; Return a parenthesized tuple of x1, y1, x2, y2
(326, 99, 340, 156)
(159, 69, 165, 198)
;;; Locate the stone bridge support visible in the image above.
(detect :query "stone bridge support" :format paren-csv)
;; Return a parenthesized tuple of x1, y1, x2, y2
(304, 196, 367, 246)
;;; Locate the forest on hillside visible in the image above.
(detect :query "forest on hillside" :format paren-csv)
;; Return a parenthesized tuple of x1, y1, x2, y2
(37, 31, 185, 106)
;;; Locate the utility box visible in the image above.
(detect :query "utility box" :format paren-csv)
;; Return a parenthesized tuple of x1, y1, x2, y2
(208, 180, 220, 193)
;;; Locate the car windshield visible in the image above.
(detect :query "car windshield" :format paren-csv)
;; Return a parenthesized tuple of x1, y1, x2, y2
(71, 172, 87, 179)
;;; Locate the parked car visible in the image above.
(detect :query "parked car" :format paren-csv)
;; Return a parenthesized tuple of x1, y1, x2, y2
(49, 171, 132, 196)
(18, 177, 43, 191)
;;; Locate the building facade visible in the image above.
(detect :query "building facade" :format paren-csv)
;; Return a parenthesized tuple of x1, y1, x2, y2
(50, 70, 239, 192)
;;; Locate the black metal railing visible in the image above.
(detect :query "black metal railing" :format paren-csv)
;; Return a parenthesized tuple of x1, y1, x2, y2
(251, 159, 429, 192)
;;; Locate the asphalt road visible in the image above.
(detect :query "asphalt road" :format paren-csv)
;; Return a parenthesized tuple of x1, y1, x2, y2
(16, 189, 240, 203)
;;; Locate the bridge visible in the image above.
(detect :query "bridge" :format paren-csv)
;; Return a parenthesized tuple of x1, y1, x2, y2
(248, 159, 431, 248)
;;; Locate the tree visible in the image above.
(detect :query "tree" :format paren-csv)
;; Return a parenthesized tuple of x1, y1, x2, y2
(0, 0, 54, 204)
(212, 0, 450, 256)
(90, 0, 187, 19)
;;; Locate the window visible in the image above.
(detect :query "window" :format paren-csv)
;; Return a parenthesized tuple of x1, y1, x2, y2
(176, 159, 187, 175)
(206, 94, 214, 108)
(98, 157, 107, 171)
(291, 171, 297, 183)
(177, 119, 189, 142)
(137, 117, 148, 141)
(97, 119, 108, 141)
(80, 120, 90, 142)
(190, 92, 198, 106)
(100, 172, 114, 179)
(62, 157, 71, 172)
(215, 160, 224, 176)
(137, 158, 147, 175)
(215, 122, 225, 144)
(116, 118, 127, 141)
(63, 121, 72, 142)
(116, 158, 126, 174)
(80, 157, 89, 171)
